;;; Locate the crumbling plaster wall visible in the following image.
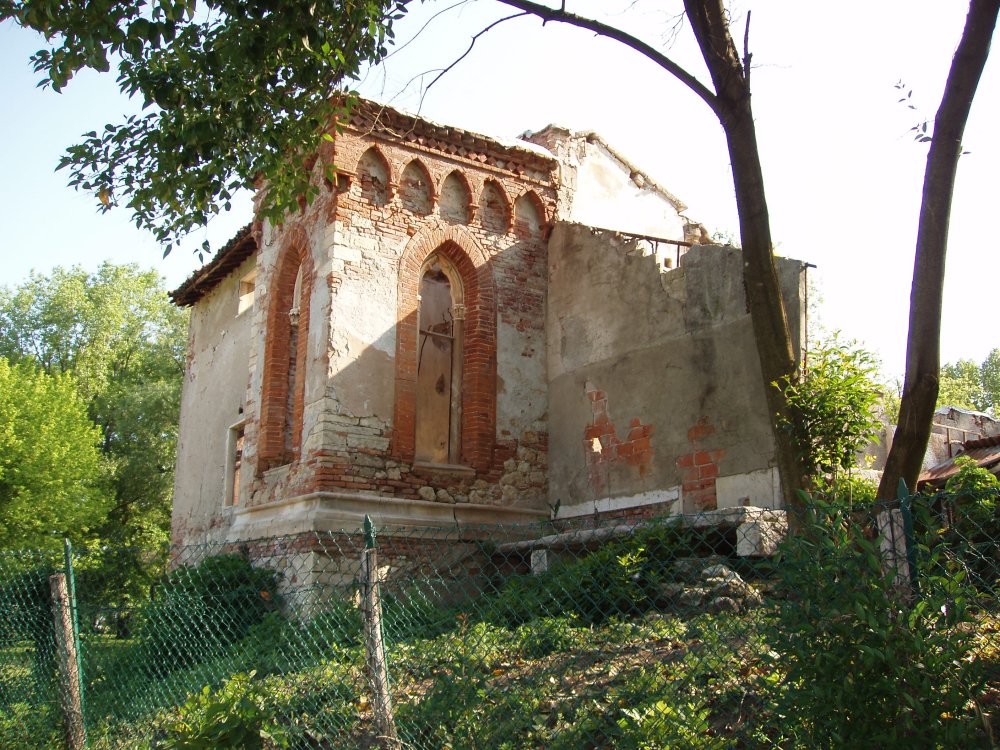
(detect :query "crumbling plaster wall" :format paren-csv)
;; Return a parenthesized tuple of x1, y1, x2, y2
(172, 254, 257, 545)
(523, 128, 703, 250)
(864, 407, 1000, 476)
(546, 224, 805, 519)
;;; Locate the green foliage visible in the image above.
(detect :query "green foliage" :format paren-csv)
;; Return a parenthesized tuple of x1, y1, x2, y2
(778, 336, 882, 489)
(938, 347, 1000, 415)
(0, 359, 110, 548)
(942, 456, 1000, 590)
(616, 697, 726, 750)
(0, 263, 185, 599)
(3, 0, 406, 252)
(482, 525, 691, 627)
(382, 584, 459, 642)
(764, 499, 985, 747)
(945, 454, 1000, 498)
(160, 671, 288, 749)
(939, 359, 985, 411)
(0, 701, 62, 750)
(514, 615, 581, 658)
(545, 665, 728, 750)
(141, 555, 278, 672)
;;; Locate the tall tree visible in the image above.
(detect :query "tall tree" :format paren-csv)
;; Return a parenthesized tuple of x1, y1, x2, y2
(877, 0, 999, 499)
(2, 0, 405, 253)
(0, 264, 186, 561)
(936, 347, 1000, 415)
(0, 359, 109, 549)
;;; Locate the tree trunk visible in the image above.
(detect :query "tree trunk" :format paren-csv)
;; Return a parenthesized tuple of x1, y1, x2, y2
(498, 0, 809, 511)
(878, 0, 999, 500)
(684, 0, 806, 512)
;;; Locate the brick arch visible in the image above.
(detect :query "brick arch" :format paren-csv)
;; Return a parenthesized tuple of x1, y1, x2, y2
(393, 224, 496, 471)
(438, 169, 474, 224)
(352, 145, 392, 206)
(399, 158, 435, 215)
(258, 225, 314, 472)
(513, 189, 547, 238)
(478, 179, 512, 234)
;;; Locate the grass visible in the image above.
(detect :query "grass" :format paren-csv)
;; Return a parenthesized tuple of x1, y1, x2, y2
(3, 518, 998, 749)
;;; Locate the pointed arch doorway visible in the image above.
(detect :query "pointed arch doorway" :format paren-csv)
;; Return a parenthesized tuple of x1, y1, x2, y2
(415, 253, 465, 465)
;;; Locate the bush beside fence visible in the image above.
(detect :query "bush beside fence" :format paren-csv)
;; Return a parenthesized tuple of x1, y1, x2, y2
(1, 491, 998, 749)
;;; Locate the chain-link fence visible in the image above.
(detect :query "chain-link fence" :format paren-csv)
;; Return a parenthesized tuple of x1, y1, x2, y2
(1, 491, 998, 749)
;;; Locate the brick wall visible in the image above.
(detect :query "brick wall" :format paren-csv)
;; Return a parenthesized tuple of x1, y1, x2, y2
(241, 104, 557, 515)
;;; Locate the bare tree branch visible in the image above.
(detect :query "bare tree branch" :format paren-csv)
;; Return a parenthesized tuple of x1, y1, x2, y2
(742, 9, 751, 86)
(494, 0, 720, 114)
(420, 12, 529, 105)
(383, 0, 475, 63)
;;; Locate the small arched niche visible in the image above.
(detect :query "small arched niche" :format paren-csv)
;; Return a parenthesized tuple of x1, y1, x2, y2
(513, 191, 545, 238)
(400, 160, 434, 216)
(478, 181, 510, 234)
(357, 147, 390, 206)
(439, 171, 471, 224)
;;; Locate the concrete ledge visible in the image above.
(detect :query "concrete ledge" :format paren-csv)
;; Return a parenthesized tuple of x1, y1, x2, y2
(226, 491, 548, 543)
(558, 487, 680, 519)
(411, 462, 477, 480)
(496, 506, 788, 558)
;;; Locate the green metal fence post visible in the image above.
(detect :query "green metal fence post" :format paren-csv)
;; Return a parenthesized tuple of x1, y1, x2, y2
(898, 484, 920, 599)
(48, 540, 88, 748)
(63, 539, 88, 747)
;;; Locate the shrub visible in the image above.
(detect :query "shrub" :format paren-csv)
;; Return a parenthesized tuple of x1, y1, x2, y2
(483, 524, 692, 627)
(140, 555, 278, 674)
(762, 499, 985, 747)
(778, 336, 882, 494)
(941, 455, 1000, 591)
(514, 615, 581, 658)
(546, 666, 727, 750)
(159, 671, 288, 749)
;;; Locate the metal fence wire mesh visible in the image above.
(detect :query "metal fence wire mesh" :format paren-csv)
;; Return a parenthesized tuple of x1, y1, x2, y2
(1, 492, 999, 749)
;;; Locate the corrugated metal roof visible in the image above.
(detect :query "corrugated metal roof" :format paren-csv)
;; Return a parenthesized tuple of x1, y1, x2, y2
(918, 433, 1000, 487)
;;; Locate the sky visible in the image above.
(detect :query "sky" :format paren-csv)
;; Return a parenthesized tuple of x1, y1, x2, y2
(1, 1, 998, 379)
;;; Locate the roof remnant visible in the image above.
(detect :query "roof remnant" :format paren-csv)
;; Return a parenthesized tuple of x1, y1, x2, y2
(918, 434, 1000, 488)
(169, 224, 256, 307)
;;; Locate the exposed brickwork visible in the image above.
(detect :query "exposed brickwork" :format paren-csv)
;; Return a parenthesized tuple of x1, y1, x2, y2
(677, 417, 724, 513)
(230, 529, 497, 595)
(583, 385, 655, 491)
(257, 226, 314, 472)
(239, 112, 555, 512)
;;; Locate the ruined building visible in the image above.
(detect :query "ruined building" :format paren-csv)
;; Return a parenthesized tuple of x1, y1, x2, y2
(169, 100, 806, 550)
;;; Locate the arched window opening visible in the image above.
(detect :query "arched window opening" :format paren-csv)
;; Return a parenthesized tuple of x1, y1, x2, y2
(478, 181, 509, 233)
(394, 229, 496, 474)
(259, 241, 312, 471)
(439, 171, 471, 224)
(415, 254, 464, 464)
(400, 160, 433, 215)
(284, 265, 305, 452)
(514, 191, 544, 238)
(358, 147, 390, 206)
